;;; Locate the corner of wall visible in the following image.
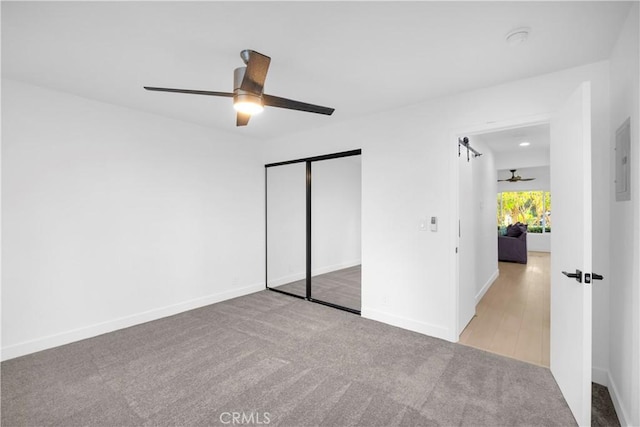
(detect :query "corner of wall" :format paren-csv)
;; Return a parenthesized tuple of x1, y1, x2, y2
(475, 269, 499, 304)
(607, 371, 631, 427)
(361, 307, 454, 343)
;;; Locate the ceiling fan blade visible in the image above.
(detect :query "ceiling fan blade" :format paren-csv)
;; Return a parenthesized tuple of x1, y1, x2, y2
(519, 178, 536, 181)
(263, 94, 335, 115)
(240, 50, 271, 95)
(236, 112, 251, 127)
(497, 179, 509, 182)
(144, 87, 234, 97)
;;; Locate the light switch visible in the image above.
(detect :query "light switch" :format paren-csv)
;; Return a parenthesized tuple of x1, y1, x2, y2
(419, 218, 428, 231)
(430, 216, 438, 232)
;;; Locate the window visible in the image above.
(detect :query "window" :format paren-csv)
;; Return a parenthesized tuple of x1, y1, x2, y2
(497, 191, 551, 233)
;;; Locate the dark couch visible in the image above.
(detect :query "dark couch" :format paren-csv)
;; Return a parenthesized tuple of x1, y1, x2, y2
(498, 223, 528, 264)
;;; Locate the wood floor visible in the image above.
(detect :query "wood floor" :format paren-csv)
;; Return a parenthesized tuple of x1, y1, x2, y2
(459, 252, 550, 367)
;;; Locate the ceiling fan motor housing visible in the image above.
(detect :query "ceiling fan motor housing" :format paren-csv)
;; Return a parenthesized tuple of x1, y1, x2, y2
(233, 66, 263, 107)
(144, 49, 334, 126)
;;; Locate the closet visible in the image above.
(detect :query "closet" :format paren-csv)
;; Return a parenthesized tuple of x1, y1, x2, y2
(266, 150, 362, 314)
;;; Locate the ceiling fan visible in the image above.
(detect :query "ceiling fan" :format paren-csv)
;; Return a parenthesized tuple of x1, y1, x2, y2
(144, 49, 335, 127)
(498, 169, 536, 182)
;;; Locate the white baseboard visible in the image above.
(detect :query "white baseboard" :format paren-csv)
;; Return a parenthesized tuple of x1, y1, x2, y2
(592, 366, 609, 386)
(607, 372, 630, 427)
(361, 307, 451, 342)
(268, 260, 361, 287)
(268, 271, 306, 287)
(1, 282, 265, 361)
(475, 269, 499, 304)
(313, 260, 361, 277)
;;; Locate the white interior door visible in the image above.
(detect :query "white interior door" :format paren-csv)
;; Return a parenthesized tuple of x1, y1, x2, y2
(550, 82, 593, 426)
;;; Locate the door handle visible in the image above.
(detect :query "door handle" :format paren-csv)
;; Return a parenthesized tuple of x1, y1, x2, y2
(562, 269, 582, 283)
(585, 273, 604, 283)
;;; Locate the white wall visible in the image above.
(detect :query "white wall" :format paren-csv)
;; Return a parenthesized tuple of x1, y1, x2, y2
(1, 79, 265, 360)
(527, 234, 550, 253)
(262, 60, 611, 344)
(607, 3, 640, 425)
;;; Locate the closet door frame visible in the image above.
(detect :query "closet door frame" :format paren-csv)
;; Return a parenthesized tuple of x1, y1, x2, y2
(265, 149, 361, 315)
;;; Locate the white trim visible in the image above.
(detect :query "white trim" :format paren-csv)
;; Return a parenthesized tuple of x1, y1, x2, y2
(608, 371, 630, 426)
(361, 307, 451, 342)
(454, 113, 552, 137)
(476, 269, 499, 304)
(267, 272, 306, 288)
(267, 260, 361, 287)
(583, 368, 628, 425)
(1, 283, 265, 361)
(312, 260, 361, 277)
(449, 127, 461, 342)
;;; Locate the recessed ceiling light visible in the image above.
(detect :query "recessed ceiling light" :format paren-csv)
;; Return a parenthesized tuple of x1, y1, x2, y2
(506, 27, 531, 46)
(519, 141, 531, 147)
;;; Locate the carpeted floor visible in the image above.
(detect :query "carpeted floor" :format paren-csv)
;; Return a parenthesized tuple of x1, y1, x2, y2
(591, 383, 620, 427)
(273, 265, 361, 311)
(2, 290, 577, 426)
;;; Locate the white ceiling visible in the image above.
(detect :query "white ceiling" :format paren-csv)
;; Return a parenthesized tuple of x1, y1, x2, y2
(1, 2, 632, 139)
(478, 123, 550, 153)
(476, 123, 550, 170)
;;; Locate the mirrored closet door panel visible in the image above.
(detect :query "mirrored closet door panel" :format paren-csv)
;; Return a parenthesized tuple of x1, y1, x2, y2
(311, 155, 362, 311)
(266, 162, 307, 298)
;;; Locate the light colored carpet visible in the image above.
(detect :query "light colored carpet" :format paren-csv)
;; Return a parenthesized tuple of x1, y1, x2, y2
(273, 265, 361, 311)
(1, 290, 576, 426)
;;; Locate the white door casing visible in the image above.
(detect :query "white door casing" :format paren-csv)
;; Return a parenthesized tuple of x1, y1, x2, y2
(458, 144, 476, 335)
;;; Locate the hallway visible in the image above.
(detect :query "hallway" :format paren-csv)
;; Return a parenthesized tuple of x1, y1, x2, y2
(459, 252, 550, 367)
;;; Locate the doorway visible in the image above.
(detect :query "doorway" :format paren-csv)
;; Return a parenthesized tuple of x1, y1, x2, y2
(265, 150, 362, 314)
(459, 252, 551, 366)
(454, 83, 603, 426)
(455, 122, 552, 366)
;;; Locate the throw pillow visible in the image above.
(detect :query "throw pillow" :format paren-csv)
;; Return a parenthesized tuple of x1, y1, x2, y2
(506, 224, 523, 237)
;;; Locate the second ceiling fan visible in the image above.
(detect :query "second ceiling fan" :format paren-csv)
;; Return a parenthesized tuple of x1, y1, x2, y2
(144, 49, 335, 127)
(498, 169, 536, 182)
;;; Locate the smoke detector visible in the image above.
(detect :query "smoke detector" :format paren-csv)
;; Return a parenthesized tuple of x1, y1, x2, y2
(505, 27, 531, 46)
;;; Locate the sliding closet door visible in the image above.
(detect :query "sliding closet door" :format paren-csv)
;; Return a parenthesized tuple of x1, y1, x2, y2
(311, 156, 362, 311)
(266, 163, 307, 297)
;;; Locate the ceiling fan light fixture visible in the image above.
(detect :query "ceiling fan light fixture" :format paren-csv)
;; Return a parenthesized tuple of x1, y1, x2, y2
(233, 93, 264, 115)
(519, 141, 531, 147)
